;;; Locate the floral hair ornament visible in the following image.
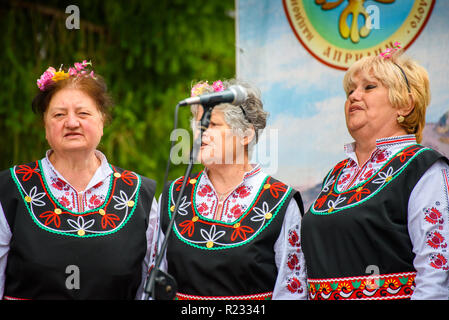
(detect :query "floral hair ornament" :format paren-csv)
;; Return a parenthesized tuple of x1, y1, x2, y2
(379, 41, 402, 59)
(37, 60, 96, 91)
(190, 80, 224, 97)
(379, 42, 411, 93)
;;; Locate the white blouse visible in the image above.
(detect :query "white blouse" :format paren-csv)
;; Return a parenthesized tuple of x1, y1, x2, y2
(0, 150, 158, 299)
(157, 164, 308, 300)
(339, 135, 449, 300)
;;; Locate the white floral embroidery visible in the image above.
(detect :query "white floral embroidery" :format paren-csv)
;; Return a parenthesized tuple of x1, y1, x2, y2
(67, 216, 95, 232)
(251, 201, 270, 222)
(322, 175, 335, 193)
(327, 195, 346, 211)
(112, 190, 131, 210)
(372, 166, 394, 185)
(200, 225, 226, 243)
(28, 186, 46, 207)
(176, 195, 191, 216)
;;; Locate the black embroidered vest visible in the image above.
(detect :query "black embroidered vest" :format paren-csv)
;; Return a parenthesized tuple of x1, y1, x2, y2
(160, 171, 298, 300)
(301, 145, 447, 300)
(0, 161, 156, 300)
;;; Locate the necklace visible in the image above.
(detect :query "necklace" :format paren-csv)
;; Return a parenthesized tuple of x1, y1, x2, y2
(216, 184, 239, 202)
(215, 182, 237, 202)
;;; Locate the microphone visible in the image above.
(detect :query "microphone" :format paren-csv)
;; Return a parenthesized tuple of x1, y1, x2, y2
(179, 85, 248, 107)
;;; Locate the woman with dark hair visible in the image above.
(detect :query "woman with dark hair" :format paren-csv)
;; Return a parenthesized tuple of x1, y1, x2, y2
(0, 61, 158, 299)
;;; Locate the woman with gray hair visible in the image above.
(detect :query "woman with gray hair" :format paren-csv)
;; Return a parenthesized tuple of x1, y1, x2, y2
(157, 79, 308, 300)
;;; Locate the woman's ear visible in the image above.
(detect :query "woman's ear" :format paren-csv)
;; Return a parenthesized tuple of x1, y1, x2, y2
(240, 127, 256, 147)
(399, 93, 415, 117)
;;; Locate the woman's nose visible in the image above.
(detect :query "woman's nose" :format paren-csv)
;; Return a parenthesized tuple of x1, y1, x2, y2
(65, 114, 80, 128)
(348, 87, 362, 101)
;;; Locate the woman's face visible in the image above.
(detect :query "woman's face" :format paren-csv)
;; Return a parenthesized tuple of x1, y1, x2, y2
(344, 70, 404, 140)
(195, 108, 246, 167)
(44, 88, 104, 154)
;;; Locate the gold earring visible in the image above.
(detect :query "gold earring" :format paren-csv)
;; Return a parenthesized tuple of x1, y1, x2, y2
(397, 115, 405, 123)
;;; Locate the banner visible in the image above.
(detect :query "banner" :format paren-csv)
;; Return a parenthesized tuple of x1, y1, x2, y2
(237, 0, 449, 208)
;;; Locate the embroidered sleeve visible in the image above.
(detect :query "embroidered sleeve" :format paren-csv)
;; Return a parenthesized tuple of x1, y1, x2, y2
(408, 160, 449, 299)
(0, 201, 12, 299)
(136, 196, 159, 299)
(272, 198, 308, 300)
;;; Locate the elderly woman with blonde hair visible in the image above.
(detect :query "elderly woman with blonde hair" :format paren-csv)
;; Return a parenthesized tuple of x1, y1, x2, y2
(301, 43, 449, 300)
(157, 79, 308, 300)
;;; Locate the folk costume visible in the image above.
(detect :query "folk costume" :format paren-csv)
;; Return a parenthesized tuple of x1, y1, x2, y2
(158, 164, 308, 300)
(302, 135, 449, 300)
(0, 150, 158, 300)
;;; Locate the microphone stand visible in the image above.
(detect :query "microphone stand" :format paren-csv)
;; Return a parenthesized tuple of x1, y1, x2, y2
(143, 104, 214, 300)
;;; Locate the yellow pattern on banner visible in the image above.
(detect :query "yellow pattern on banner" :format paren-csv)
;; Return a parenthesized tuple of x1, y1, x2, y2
(283, 0, 434, 70)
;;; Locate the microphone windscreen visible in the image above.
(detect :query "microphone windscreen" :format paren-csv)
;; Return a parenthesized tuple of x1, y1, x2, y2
(229, 85, 248, 105)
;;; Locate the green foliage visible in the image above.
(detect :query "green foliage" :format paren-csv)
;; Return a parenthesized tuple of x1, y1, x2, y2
(0, 0, 235, 196)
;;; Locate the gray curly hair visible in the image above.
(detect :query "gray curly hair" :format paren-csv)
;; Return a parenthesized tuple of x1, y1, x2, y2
(190, 79, 269, 153)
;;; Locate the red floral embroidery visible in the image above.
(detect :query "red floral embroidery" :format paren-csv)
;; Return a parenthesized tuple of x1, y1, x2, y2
(338, 173, 351, 185)
(374, 150, 388, 163)
(101, 213, 120, 229)
(314, 194, 328, 209)
(120, 170, 137, 186)
(287, 277, 303, 294)
(235, 185, 250, 198)
(426, 231, 447, 249)
(231, 225, 254, 241)
(174, 176, 191, 191)
(347, 187, 370, 204)
(230, 205, 244, 219)
(58, 196, 71, 208)
(39, 210, 61, 228)
(197, 202, 209, 214)
(424, 207, 444, 226)
(268, 182, 287, 199)
(51, 178, 67, 191)
(362, 168, 374, 179)
(398, 147, 419, 163)
(333, 160, 349, 173)
(179, 219, 195, 237)
(430, 254, 449, 270)
(16, 164, 39, 181)
(287, 253, 301, 271)
(197, 184, 213, 197)
(89, 194, 104, 208)
(423, 206, 448, 270)
(288, 230, 300, 247)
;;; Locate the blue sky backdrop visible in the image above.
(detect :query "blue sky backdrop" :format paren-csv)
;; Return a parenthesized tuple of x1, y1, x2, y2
(237, 0, 449, 193)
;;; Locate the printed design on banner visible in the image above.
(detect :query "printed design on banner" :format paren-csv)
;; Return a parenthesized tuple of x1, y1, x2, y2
(311, 144, 429, 215)
(307, 272, 416, 300)
(11, 161, 141, 237)
(168, 172, 291, 250)
(283, 0, 435, 70)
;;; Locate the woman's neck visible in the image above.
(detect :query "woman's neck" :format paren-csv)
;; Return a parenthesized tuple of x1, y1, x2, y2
(206, 162, 253, 195)
(352, 128, 407, 166)
(48, 150, 101, 192)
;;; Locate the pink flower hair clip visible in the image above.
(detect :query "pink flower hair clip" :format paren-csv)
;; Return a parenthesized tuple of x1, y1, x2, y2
(190, 80, 224, 97)
(379, 41, 402, 59)
(36, 60, 96, 91)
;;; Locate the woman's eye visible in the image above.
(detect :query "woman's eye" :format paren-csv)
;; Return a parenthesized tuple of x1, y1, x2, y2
(365, 84, 376, 90)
